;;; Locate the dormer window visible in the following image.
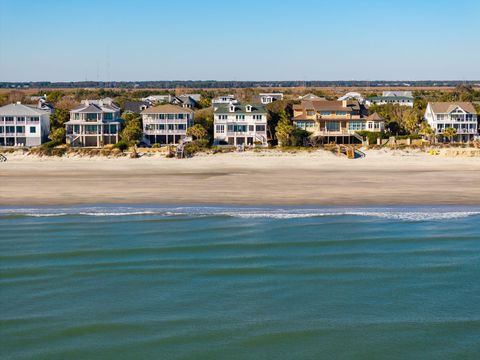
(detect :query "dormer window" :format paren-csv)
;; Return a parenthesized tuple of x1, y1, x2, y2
(229, 104, 235, 112)
(246, 105, 252, 112)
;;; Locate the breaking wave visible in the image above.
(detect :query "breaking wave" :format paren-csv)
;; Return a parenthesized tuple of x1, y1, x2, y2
(0, 205, 479, 221)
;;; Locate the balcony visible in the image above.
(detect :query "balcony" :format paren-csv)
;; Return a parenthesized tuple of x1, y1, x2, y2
(437, 130, 476, 135)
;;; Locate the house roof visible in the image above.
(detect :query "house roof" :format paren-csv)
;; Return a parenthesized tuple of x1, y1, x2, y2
(301, 100, 360, 112)
(300, 93, 325, 101)
(141, 104, 194, 114)
(71, 100, 119, 113)
(367, 96, 413, 102)
(124, 101, 149, 113)
(366, 112, 384, 121)
(175, 95, 197, 106)
(214, 103, 267, 114)
(0, 103, 50, 116)
(429, 102, 476, 114)
(382, 91, 413, 98)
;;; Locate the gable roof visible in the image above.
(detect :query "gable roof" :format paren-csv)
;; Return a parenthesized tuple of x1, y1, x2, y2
(71, 100, 120, 113)
(366, 112, 384, 121)
(214, 103, 267, 114)
(429, 102, 476, 114)
(0, 103, 50, 116)
(141, 104, 194, 114)
(300, 93, 326, 101)
(124, 101, 149, 113)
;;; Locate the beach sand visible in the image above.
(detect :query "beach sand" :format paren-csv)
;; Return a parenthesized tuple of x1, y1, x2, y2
(1, 149, 479, 206)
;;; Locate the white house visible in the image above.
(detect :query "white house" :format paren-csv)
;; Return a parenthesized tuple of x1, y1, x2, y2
(66, 98, 122, 147)
(212, 95, 238, 105)
(365, 91, 414, 107)
(141, 104, 194, 145)
(213, 103, 268, 146)
(0, 102, 51, 147)
(338, 92, 365, 104)
(254, 93, 284, 105)
(142, 95, 174, 104)
(424, 102, 478, 142)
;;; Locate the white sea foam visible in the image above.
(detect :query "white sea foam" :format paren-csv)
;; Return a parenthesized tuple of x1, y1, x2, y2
(1, 206, 479, 221)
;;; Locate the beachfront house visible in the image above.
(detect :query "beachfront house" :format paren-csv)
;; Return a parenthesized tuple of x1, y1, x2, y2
(0, 102, 51, 147)
(141, 104, 194, 145)
(253, 93, 284, 105)
(292, 100, 384, 143)
(66, 98, 122, 147)
(213, 103, 268, 146)
(365, 91, 414, 107)
(424, 102, 478, 142)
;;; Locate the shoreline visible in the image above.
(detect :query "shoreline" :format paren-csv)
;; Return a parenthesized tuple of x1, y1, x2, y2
(1, 149, 480, 206)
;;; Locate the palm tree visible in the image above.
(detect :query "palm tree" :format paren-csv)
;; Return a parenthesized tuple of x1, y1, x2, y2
(419, 121, 435, 142)
(443, 127, 457, 143)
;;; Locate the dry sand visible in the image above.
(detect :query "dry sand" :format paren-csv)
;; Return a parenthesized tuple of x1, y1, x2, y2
(1, 149, 479, 206)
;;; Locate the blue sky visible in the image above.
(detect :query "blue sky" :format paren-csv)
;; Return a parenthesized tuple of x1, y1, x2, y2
(0, 0, 479, 81)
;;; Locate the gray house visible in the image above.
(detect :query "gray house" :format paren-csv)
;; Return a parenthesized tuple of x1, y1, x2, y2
(0, 102, 51, 147)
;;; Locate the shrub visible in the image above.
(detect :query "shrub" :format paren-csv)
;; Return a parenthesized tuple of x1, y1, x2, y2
(113, 140, 129, 151)
(152, 143, 160, 148)
(41, 140, 63, 149)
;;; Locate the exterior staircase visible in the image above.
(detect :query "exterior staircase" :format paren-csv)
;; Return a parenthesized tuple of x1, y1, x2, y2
(176, 136, 193, 158)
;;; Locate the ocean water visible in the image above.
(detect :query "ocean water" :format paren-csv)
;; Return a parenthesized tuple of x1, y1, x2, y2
(1, 205, 480, 360)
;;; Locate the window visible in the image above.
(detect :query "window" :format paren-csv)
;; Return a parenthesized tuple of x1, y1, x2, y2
(234, 125, 247, 132)
(16, 126, 25, 133)
(348, 121, 365, 131)
(236, 115, 245, 120)
(253, 115, 263, 120)
(167, 114, 175, 120)
(336, 111, 347, 116)
(104, 112, 113, 120)
(5, 116, 14, 122)
(177, 124, 186, 130)
(168, 124, 174, 130)
(320, 111, 331, 116)
(217, 115, 228, 120)
(307, 110, 315, 116)
(158, 124, 165, 130)
(86, 113, 97, 121)
(30, 126, 36, 133)
(326, 121, 340, 131)
(249, 125, 254, 132)
(0, 126, 3, 133)
(256, 125, 266, 132)
(73, 113, 80, 120)
(216, 125, 225, 133)
(85, 125, 98, 134)
(17, 117, 25, 122)
(6, 126, 15, 133)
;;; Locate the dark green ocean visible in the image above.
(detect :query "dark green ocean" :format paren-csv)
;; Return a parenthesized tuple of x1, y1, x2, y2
(1, 205, 479, 359)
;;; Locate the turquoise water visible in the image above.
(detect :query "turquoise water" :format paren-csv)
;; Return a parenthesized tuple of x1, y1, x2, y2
(1, 205, 480, 359)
